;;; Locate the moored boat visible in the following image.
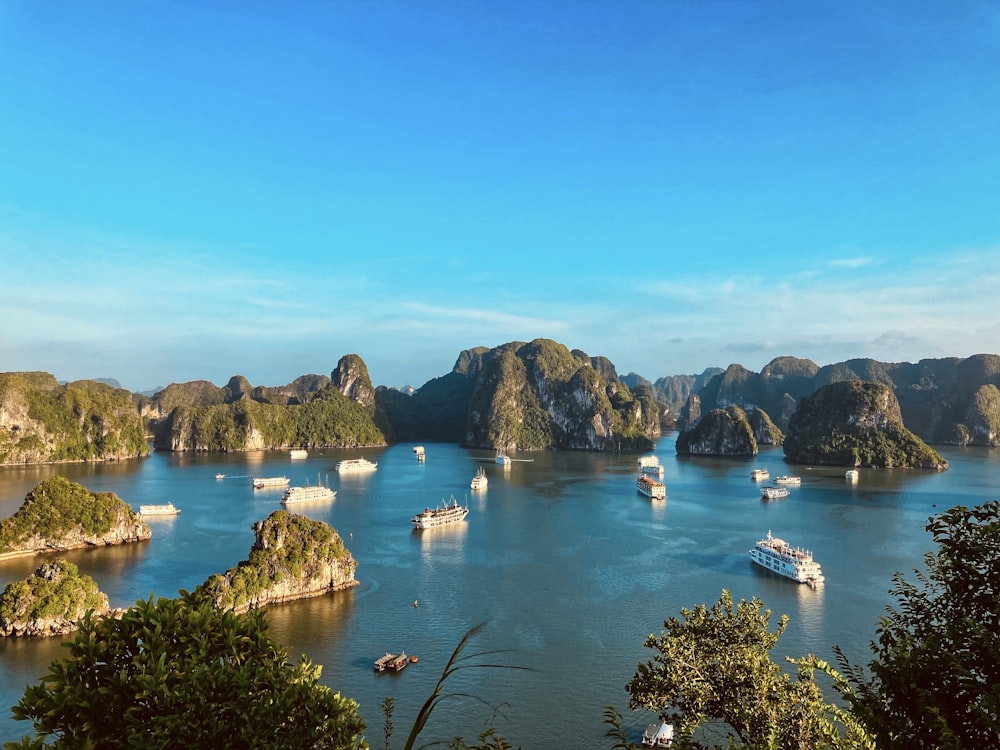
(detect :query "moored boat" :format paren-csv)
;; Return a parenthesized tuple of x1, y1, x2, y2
(411, 496, 469, 529)
(138, 502, 180, 517)
(749, 530, 824, 586)
(845, 469, 859, 482)
(642, 721, 674, 747)
(373, 651, 410, 672)
(774, 475, 801, 485)
(637, 474, 666, 500)
(761, 485, 790, 500)
(750, 468, 769, 481)
(252, 476, 290, 489)
(470, 466, 488, 491)
(335, 457, 378, 473)
(289, 449, 308, 459)
(281, 485, 336, 505)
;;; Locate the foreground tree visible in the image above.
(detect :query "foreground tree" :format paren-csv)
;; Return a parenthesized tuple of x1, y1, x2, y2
(833, 500, 1000, 749)
(625, 590, 868, 749)
(7, 591, 366, 749)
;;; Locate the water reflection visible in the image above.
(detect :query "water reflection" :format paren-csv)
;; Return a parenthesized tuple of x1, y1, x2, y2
(795, 580, 826, 640)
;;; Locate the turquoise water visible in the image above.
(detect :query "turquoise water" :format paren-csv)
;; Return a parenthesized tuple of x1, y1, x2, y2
(1, 439, 995, 746)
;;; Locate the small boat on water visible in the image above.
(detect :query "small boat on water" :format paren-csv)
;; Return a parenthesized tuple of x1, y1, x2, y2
(413, 446, 425, 462)
(215, 473, 225, 480)
(281, 485, 336, 505)
(845, 469, 859, 482)
(289, 449, 308, 460)
(335, 458, 378, 473)
(641, 721, 674, 747)
(411, 496, 469, 529)
(252, 476, 290, 489)
(750, 468, 769, 481)
(138, 502, 180, 517)
(637, 474, 666, 500)
(373, 651, 409, 672)
(470, 466, 488, 491)
(749, 530, 824, 586)
(761, 485, 790, 500)
(495, 450, 511, 466)
(774, 475, 801, 485)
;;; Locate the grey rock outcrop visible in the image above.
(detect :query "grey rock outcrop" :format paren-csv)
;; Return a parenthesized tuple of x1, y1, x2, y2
(676, 405, 758, 456)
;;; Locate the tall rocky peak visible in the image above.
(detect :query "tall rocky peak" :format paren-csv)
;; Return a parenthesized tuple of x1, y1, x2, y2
(331, 354, 375, 408)
(452, 347, 490, 376)
(463, 338, 654, 451)
(783, 380, 947, 469)
(676, 405, 757, 456)
(223, 375, 253, 402)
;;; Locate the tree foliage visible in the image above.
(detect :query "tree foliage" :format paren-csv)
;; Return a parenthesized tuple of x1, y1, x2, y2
(833, 500, 1000, 749)
(7, 591, 367, 749)
(625, 590, 864, 749)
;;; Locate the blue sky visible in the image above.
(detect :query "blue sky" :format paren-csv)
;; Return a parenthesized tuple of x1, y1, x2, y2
(2, 1, 998, 392)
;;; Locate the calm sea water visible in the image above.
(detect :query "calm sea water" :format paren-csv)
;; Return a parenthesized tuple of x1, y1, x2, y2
(1, 438, 995, 747)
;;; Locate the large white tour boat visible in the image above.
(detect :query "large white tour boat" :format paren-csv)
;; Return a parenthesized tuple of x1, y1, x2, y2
(750, 468, 769, 481)
(281, 485, 336, 505)
(774, 475, 801, 485)
(637, 474, 666, 500)
(411, 496, 469, 529)
(138, 502, 180, 517)
(749, 531, 824, 586)
(470, 466, 488, 491)
(252, 476, 290, 489)
(637, 455, 664, 477)
(760, 486, 790, 500)
(335, 458, 378, 473)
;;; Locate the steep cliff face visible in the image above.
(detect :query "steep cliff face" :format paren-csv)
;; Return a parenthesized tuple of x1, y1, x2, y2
(0, 374, 149, 465)
(783, 381, 948, 469)
(675, 405, 758, 456)
(462, 339, 655, 451)
(0, 476, 151, 556)
(332, 354, 376, 409)
(0, 559, 112, 637)
(198, 511, 357, 613)
(748, 408, 784, 446)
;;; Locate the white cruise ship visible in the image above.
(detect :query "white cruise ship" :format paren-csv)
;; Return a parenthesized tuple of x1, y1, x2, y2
(252, 476, 290, 489)
(335, 458, 378, 473)
(411, 496, 469, 529)
(281, 485, 336, 505)
(749, 531, 824, 586)
(470, 466, 488, 491)
(637, 474, 666, 499)
(637, 455, 664, 477)
(138, 502, 180, 516)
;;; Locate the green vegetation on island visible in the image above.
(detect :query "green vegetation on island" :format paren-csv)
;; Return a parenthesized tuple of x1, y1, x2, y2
(197, 510, 357, 612)
(0, 476, 149, 555)
(0, 374, 148, 464)
(0, 559, 109, 637)
(783, 381, 947, 469)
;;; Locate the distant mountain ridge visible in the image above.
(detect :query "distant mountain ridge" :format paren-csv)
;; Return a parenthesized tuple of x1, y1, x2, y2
(4, 347, 1000, 465)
